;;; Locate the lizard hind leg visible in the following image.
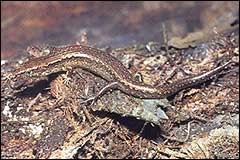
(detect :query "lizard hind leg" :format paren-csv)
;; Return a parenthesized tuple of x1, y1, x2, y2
(81, 81, 119, 106)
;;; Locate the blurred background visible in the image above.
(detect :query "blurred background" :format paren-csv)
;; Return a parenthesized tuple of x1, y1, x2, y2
(1, 1, 239, 59)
